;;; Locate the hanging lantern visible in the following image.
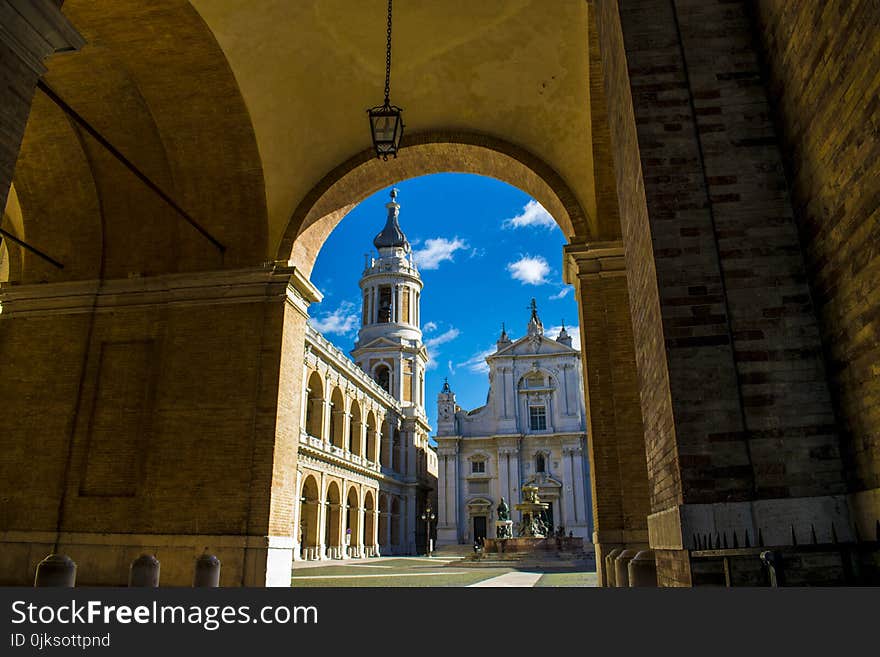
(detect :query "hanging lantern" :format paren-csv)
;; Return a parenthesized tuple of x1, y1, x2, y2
(367, 0, 404, 160)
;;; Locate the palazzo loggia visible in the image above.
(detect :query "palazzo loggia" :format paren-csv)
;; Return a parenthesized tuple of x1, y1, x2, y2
(435, 302, 593, 547)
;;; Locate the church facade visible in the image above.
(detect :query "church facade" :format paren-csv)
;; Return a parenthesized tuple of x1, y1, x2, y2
(294, 191, 437, 561)
(436, 304, 592, 547)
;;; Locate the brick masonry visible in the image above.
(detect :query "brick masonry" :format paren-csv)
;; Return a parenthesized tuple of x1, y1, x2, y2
(593, 0, 867, 583)
(752, 0, 880, 532)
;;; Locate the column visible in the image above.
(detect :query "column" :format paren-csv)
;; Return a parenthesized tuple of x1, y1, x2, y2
(292, 469, 304, 561)
(437, 455, 448, 525)
(562, 446, 578, 527)
(498, 449, 509, 509)
(316, 478, 327, 560)
(357, 501, 366, 558)
(384, 497, 393, 551)
(564, 241, 650, 581)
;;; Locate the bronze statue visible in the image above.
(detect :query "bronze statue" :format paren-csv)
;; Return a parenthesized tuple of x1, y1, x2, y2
(497, 497, 510, 521)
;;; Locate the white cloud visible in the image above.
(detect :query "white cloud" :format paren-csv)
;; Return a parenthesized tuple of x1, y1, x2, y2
(425, 328, 460, 370)
(507, 255, 551, 285)
(546, 324, 581, 351)
(503, 199, 556, 229)
(549, 287, 572, 300)
(423, 321, 438, 333)
(413, 237, 469, 270)
(456, 346, 496, 374)
(309, 301, 359, 336)
(425, 328, 460, 350)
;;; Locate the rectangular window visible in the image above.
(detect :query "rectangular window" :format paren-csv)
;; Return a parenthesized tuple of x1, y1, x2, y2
(402, 288, 410, 324)
(403, 360, 413, 403)
(471, 460, 485, 474)
(378, 286, 392, 323)
(529, 406, 547, 431)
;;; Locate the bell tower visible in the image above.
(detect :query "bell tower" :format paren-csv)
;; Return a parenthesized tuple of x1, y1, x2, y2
(353, 188, 429, 424)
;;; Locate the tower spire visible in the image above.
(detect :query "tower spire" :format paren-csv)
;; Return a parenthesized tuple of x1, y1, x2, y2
(527, 298, 543, 337)
(373, 188, 409, 250)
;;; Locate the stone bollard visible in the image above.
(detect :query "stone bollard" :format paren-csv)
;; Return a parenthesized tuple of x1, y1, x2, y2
(34, 554, 76, 587)
(628, 549, 658, 587)
(193, 554, 221, 587)
(614, 549, 638, 587)
(603, 548, 623, 587)
(129, 554, 160, 587)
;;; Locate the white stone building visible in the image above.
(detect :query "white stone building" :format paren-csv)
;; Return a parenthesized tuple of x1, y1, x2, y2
(436, 302, 592, 546)
(294, 190, 437, 561)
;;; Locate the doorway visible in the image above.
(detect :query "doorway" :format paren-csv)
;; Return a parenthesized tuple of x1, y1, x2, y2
(473, 516, 487, 542)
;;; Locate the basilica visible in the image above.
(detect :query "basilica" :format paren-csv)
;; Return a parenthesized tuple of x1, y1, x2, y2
(436, 303, 592, 548)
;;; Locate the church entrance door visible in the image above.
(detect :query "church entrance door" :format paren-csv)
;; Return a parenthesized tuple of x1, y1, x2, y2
(473, 516, 487, 542)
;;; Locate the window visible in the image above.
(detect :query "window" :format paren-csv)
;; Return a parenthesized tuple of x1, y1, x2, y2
(375, 365, 391, 393)
(471, 460, 486, 474)
(526, 374, 543, 388)
(378, 286, 392, 322)
(536, 454, 546, 473)
(529, 405, 547, 431)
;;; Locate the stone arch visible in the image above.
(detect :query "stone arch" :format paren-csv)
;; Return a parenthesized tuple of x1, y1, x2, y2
(345, 486, 360, 553)
(299, 474, 321, 556)
(328, 387, 346, 448)
(348, 399, 362, 455)
(305, 371, 324, 439)
(324, 480, 342, 555)
(365, 410, 378, 464)
(363, 490, 376, 549)
(1, 184, 25, 283)
(280, 132, 595, 274)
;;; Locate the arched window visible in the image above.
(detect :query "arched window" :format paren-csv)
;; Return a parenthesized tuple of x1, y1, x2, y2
(536, 454, 546, 473)
(375, 365, 391, 393)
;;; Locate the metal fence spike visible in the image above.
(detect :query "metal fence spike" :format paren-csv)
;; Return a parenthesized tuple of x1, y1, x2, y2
(758, 528, 764, 547)
(810, 524, 818, 545)
(733, 531, 739, 548)
(790, 524, 797, 546)
(723, 532, 728, 549)
(744, 529, 751, 548)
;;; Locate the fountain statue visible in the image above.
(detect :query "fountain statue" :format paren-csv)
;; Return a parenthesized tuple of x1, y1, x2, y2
(514, 484, 550, 538)
(496, 497, 513, 539)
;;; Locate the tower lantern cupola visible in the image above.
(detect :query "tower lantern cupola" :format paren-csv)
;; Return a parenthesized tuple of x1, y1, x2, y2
(373, 188, 410, 252)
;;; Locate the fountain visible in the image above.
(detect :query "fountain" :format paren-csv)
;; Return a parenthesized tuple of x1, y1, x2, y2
(472, 484, 587, 563)
(514, 484, 550, 538)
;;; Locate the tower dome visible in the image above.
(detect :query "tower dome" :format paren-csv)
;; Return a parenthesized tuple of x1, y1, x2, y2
(373, 188, 409, 250)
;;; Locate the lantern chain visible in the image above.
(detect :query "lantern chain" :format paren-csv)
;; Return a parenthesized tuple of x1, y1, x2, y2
(384, 0, 393, 105)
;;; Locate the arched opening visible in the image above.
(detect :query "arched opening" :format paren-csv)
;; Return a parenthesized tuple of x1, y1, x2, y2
(299, 475, 320, 560)
(348, 400, 362, 455)
(346, 487, 360, 557)
(364, 491, 376, 553)
(324, 481, 342, 559)
(374, 364, 391, 393)
(366, 411, 377, 464)
(328, 387, 345, 448)
(305, 371, 324, 439)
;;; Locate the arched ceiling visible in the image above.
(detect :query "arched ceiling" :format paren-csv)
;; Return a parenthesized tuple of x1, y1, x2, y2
(190, 0, 599, 250)
(9, 0, 603, 281)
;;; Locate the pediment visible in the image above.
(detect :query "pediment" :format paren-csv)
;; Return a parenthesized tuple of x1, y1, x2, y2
(490, 335, 575, 358)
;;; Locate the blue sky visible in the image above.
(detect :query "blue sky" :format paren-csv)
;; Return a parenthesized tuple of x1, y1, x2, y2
(309, 173, 579, 435)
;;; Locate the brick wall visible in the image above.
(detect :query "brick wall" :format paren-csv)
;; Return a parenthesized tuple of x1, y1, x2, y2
(753, 1, 880, 509)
